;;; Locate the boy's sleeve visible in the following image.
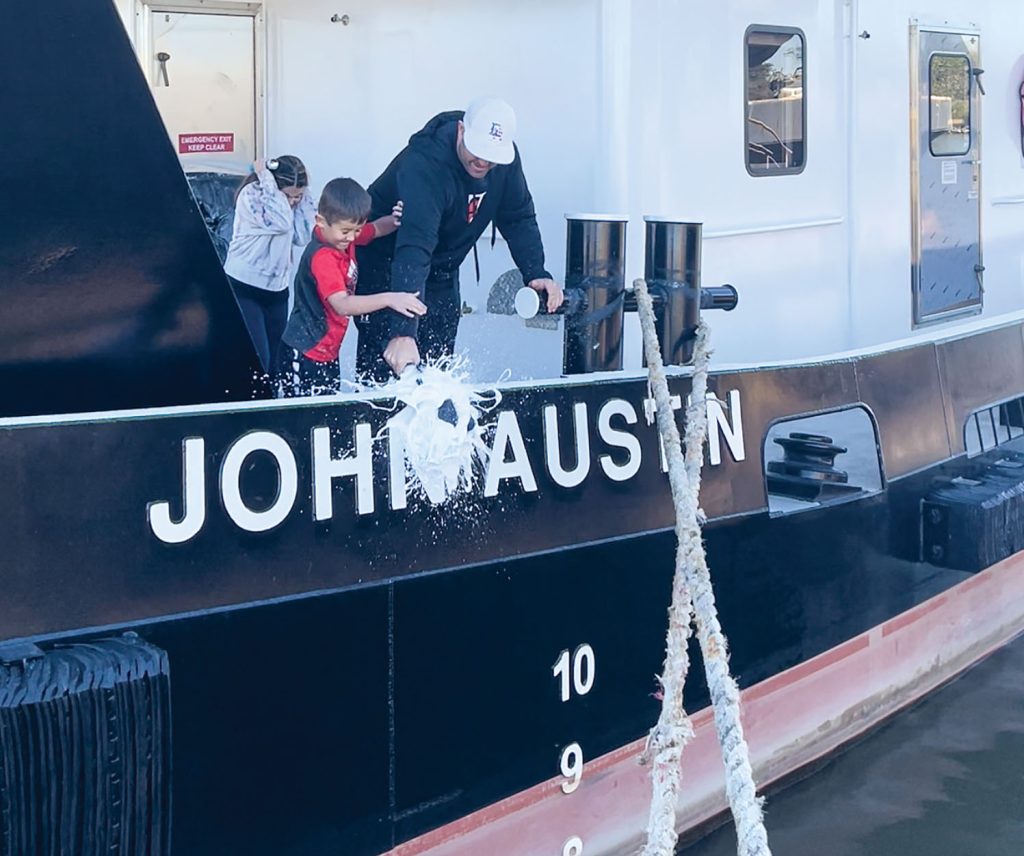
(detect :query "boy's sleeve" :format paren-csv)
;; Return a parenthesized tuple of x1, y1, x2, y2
(310, 248, 349, 309)
(355, 222, 377, 247)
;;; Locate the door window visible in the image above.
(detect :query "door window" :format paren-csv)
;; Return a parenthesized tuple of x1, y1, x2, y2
(149, 11, 256, 172)
(929, 53, 971, 156)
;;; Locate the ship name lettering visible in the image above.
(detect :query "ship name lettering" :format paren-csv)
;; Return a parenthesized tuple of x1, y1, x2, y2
(146, 390, 744, 544)
(543, 403, 591, 488)
(484, 410, 538, 497)
(313, 423, 375, 518)
(707, 389, 745, 465)
(598, 398, 642, 481)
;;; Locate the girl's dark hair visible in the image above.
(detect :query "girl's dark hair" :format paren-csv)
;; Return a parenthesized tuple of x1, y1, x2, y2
(318, 177, 372, 225)
(234, 155, 308, 203)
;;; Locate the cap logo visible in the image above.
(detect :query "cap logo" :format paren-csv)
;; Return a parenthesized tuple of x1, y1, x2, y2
(488, 122, 503, 141)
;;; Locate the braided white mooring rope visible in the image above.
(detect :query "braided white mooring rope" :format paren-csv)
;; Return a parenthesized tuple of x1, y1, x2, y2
(634, 278, 771, 856)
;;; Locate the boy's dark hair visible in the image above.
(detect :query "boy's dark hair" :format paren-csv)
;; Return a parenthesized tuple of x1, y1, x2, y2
(318, 178, 372, 224)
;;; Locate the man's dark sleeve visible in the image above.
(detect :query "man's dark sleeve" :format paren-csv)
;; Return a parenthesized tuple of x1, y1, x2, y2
(387, 157, 446, 339)
(494, 149, 553, 285)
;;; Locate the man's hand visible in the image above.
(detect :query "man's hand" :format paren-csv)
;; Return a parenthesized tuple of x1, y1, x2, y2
(528, 278, 564, 313)
(383, 336, 421, 376)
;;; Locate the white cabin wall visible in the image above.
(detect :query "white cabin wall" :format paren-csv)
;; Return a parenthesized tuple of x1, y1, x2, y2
(623, 0, 849, 365)
(594, 0, 632, 215)
(124, 0, 855, 368)
(972, 3, 1024, 319)
(117, 0, 1024, 372)
(845, 0, 914, 349)
(262, 0, 599, 312)
(850, 0, 1024, 349)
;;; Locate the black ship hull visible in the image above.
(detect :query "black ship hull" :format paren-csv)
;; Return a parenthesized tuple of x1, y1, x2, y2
(4, 323, 1024, 853)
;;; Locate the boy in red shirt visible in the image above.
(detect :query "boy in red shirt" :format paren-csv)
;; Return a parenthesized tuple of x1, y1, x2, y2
(280, 178, 426, 395)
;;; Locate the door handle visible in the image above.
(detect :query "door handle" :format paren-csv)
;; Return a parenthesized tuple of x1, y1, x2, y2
(972, 67, 986, 96)
(156, 51, 170, 87)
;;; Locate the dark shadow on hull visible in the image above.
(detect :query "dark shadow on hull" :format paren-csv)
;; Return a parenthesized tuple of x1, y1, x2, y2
(0, 0, 261, 417)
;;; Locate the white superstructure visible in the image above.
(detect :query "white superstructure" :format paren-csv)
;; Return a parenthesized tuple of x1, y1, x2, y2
(113, 0, 1024, 370)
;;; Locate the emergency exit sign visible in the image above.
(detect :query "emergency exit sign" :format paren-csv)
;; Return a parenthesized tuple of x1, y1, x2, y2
(178, 133, 234, 154)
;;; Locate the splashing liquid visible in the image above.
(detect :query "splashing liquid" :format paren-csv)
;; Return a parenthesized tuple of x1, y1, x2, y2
(374, 356, 501, 504)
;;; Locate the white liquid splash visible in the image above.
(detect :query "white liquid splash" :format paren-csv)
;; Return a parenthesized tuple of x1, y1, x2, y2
(373, 356, 501, 504)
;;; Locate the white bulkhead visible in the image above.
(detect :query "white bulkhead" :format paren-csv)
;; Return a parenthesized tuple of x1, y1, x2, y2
(113, 0, 1024, 371)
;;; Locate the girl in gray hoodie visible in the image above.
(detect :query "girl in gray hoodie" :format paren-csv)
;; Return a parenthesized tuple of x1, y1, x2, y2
(224, 156, 315, 372)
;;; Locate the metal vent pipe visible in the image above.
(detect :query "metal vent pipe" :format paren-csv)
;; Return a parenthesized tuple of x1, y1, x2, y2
(562, 214, 628, 375)
(643, 217, 702, 366)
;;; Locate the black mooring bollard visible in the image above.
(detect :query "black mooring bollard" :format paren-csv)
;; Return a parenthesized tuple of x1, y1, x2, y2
(644, 217, 702, 366)
(515, 215, 735, 371)
(562, 214, 628, 375)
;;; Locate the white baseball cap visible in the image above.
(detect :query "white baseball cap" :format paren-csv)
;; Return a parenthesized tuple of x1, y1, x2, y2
(462, 97, 517, 165)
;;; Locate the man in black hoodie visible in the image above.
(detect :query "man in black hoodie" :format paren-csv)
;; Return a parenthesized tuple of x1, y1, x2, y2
(355, 97, 563, 381)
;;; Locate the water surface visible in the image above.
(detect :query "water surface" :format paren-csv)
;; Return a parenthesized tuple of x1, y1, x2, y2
(681, 634, 1024, 855)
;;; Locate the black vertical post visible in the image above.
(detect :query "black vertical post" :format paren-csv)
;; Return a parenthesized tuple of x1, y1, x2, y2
(644, 218, 702, 366)
(563, 215, 628, 375)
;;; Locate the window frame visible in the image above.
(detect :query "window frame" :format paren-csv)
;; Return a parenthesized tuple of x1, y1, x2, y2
(927, 51, 973, 158)
(743, 24, 807, 177)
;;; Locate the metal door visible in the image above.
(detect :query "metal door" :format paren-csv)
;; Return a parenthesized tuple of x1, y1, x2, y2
(148, 9, 256, 172)
(911, 28, 982, 325)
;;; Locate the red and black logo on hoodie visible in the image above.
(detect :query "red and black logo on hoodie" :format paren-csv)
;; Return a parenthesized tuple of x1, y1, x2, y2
(466, 192, 486, 223)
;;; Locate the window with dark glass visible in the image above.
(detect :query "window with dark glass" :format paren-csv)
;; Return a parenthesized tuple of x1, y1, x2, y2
(745, 27, 805, 175)
(929, 53, 971, 156)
